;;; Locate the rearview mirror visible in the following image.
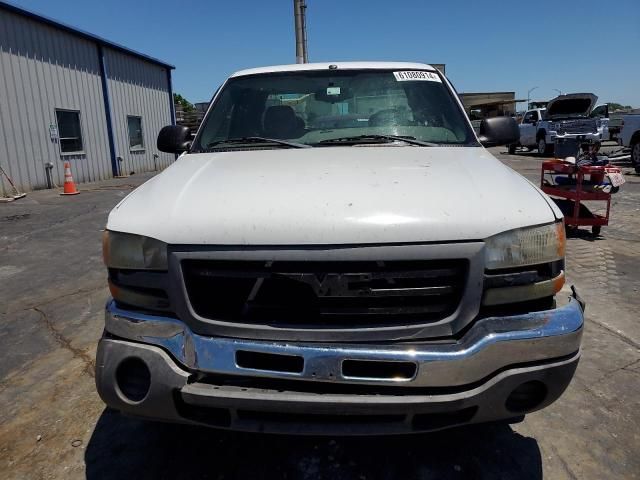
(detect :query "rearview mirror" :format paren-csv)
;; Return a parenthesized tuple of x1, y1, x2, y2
(478, 117, 520, 147)
(314, 87, 353, 103)
(157, 125, 191, 154)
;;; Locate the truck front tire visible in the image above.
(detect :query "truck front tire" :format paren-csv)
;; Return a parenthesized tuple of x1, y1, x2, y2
(537, 137, 553, 157)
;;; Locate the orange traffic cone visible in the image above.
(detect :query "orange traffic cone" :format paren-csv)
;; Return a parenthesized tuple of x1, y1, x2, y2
(60, 161, 80, 195)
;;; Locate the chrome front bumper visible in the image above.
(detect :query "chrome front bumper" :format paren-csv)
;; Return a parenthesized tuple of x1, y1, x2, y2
(97, 293, 584, 433)
(102, 296, 583, 388)
(550, 132, 602, 143)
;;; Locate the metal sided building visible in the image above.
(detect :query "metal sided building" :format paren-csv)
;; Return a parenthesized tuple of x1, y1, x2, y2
(0, 1, 176, 194)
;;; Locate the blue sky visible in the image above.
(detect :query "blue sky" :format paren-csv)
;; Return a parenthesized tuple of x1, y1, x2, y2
(10, 0, 640, 107)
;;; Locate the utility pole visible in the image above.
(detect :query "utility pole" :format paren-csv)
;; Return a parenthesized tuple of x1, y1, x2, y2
(527, 86, 539, 110)
(293, 0, 308, 63)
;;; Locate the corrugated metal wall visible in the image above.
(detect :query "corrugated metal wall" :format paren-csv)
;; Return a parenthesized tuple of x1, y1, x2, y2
(0, 7, 173, 194)
(105, 49, 173, 176)
(0, 9, 111, 194)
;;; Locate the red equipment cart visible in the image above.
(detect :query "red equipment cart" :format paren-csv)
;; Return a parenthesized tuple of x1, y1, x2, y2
(540, 160, 624, 236)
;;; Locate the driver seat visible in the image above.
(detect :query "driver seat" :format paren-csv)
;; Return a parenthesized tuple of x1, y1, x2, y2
(263, 106, 304, 139)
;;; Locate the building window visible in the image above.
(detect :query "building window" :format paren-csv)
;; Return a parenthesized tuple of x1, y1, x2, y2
(55, 110, 84, 153)
(127, 116, 144, 150)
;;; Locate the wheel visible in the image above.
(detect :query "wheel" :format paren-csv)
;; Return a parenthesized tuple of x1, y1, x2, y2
(565, 225, 578, 237)
(631, 141, 640, 174)
(592, 225, 601, 236)
(508, 144, 516, 154)
(537, 137, 553, 156)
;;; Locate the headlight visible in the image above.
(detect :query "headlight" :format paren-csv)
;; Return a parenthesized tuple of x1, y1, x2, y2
(102, 230, 168, 270)
(485, 222, 565, 270)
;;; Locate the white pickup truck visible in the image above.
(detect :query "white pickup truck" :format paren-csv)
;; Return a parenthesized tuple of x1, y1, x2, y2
(96, 62, 584, 435)
(618, 114, 640, 172)
(509, 94, 608, 156)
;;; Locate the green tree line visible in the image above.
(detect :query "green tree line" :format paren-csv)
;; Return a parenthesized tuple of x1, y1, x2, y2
(174, 93, 195, 112)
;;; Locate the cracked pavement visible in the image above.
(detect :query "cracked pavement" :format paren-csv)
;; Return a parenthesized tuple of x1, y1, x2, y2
(1, 148, 639, 479)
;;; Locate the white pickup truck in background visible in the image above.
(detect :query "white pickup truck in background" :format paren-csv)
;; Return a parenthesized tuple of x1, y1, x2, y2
(618, 114, 640, 172)
(509, 94, 609, 156)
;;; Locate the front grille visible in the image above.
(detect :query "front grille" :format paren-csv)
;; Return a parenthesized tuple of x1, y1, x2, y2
(181, 260, 467, 328)
(556, 119, 597, 134)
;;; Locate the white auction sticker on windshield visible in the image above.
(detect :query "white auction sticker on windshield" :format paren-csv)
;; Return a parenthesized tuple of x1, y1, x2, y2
(393, 71, 441, 82)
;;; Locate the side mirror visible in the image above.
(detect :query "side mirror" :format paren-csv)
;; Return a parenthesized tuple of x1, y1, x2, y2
(478, 117, 520, 147)
(157, 125, 191, 154)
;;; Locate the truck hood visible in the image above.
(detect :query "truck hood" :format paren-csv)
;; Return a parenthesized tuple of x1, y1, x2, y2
(107, 147, 556, 245)
(546, 93, 597, 118)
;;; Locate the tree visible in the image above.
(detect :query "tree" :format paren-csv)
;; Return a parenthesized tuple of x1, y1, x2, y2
(607, 102, 632, 112)
(174, 93, 195, 112)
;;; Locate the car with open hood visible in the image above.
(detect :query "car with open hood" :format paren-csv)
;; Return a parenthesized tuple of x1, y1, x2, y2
(510, 93, 607, 156)
(96, 62, 584, 435)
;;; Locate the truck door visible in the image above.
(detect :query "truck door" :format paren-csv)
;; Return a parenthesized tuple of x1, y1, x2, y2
(520, 111, 538, 146)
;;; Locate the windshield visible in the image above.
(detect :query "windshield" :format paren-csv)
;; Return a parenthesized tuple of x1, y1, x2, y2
(193, 69, 476, 151)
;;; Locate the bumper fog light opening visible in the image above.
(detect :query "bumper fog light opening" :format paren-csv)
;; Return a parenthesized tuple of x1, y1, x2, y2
(115, 357, 151, 403)
(505, 380, 547, 413)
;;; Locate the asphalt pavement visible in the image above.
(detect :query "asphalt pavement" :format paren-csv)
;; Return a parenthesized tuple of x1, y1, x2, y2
(1, 147, 639, 479)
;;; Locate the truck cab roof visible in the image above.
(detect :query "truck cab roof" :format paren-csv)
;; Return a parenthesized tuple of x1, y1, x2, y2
(231, 62, 438, 78)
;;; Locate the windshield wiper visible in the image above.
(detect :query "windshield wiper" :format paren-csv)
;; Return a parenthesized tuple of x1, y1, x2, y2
(316, 134, 438, 147)
(204, 136, 310, 150)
